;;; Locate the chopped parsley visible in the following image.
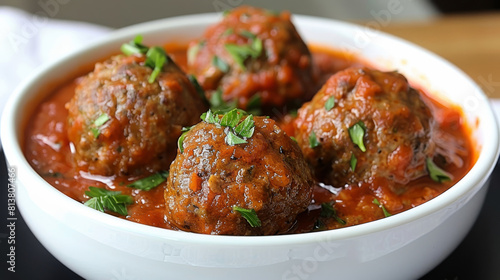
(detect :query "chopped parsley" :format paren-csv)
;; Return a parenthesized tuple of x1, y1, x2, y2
(325, 96, 335, 111)
(350, 153, 357, 171)
(373, 198, 392, 217)
(426, 157, 452, 183)
(224, 30, 263, 70)
(187, 74, 209, 105)
(91, 113, 110, 138)
(212, 55, 230, 73)
(201, 108, 255, 146)
(84, 186, 133, 216)
(309, 131, 320, 148)
(233, 206, 261, 227)
(349, 121, 367, 152)
(187, 41, 205, 65)
(127, 171, 169, 191)
(208, 89, 237, 113)
(120, 35, 148, 55)
(320, 202, 346, 225)
(121, 35, 169, 83)
(177, 126, 194, 154)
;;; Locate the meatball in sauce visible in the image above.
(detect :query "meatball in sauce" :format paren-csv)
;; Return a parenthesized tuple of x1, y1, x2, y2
(295, 67, 435, 188)
(165, 111, 314, 235)
(66, 54, 207, 176)
(188, 5, 317, 111)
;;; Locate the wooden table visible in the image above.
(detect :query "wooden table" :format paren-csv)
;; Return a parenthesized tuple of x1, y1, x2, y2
(381, 12, 500, 98)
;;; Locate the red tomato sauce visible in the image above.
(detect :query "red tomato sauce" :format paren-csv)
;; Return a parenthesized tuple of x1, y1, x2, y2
(23, 44, 475, 233)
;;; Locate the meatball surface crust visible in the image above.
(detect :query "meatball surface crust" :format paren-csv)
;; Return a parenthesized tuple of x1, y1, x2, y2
(188, 6, 317, 110)
(66, 54, 207, 176)
(165, 115, 314, 235)
(294, 67, 435, 188)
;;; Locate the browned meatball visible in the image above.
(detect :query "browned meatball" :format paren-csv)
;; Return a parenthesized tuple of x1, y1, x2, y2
(188, 6, 317, 111)
(294, 67, 435, 187)
(165, 112, 314, 235)
(66, 54, 207, 176)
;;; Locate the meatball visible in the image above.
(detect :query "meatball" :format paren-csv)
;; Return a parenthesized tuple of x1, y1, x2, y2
(66, 54, 207, 176)
(188, 6, 317, 111)
(294, 67, 435, 187)
(165, 112, 314, 235)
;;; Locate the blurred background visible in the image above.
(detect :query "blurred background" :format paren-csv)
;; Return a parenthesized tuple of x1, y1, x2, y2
(1, 0, 498, 28)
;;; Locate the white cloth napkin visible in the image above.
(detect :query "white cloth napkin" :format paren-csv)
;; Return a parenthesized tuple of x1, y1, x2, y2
(0, 6, 110, 148)
(0, 7, 499, 149)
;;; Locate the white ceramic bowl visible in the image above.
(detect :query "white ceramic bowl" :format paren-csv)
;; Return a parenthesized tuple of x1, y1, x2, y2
(2, 14, 499, 280)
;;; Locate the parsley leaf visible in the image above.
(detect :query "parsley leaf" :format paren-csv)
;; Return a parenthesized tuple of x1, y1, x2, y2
(84, 186, 133, 216)
(121, 36, 169, 84)
(209, 89, 237, 113)
(201, 109, 255, 146)
(94, 113, 110, 127)
(120, 35, 148, 56)
(91, 113, 110, 138)
(350, 153, 357, 171)
(177, 126, 194, 154)
(235, 115, 255, 138)
(246, 94, 262, 116)
(224, 31, 262, 70)
(145, 46, 167, 83)
(349, 121, 367, 152)
(426, 157, 452, 183)
(187, 41, 204, 65)
(187, 74, 209, 105)
(220, 108, 244, 127)
(233, 206, 261, 227)
(212, 55, 230, 73)
(325, 96, 335, 111)
(373, 198, 392, 217)
(225, 131, 248, 145)
(127, 171, 169, 191)
(309, 131, 320, 148)
(320, 202, 346, 225)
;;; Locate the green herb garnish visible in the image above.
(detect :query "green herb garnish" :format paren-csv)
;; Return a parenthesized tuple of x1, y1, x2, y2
(201, 109, 255, 146)
(121, 35, 168, 83)
(234, 115, 255, 138)
(91, 113, 110, 138)
(225, 131, 248, 145)
(220, 108, 244, 127)
(84, 186, 133, 216)
(224, 30, 262, 70)
(309, 131, 320, 148)
(246, 95, 262, 116)
(350, 153, 357, 171)
(177, 126, 193, 154)
(320, 202, 346, 225)
(94, 113, 110, 126)
(187, 41, 204, 65)
(426, 157, 452, 183)
(325, 96, 335, 111)
(127, 171, 169, 191)
(208, 89, 237, 113)
(233, 206, 261, 227)
(212, 55, 230, 73)
(373, 198, 392, 217)
(120, 35, 148, 56)
(145, 46, 167, 83)
(187, 74, 208, 105)
(349, 121, 367, 152)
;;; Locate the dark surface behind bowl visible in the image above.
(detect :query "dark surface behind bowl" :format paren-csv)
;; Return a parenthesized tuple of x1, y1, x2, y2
(0, 149, 499, 280)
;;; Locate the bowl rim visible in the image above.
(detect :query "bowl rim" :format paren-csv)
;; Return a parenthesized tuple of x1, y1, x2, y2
(2, 12, 499, 247)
